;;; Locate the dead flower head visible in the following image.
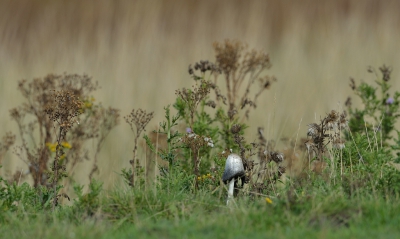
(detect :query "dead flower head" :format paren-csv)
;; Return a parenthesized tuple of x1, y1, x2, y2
(45, 90, 83, 131)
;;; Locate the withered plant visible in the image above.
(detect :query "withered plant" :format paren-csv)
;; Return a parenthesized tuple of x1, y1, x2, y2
(213, 39, 276, 120)
(45, 90, 82, 210)
(190, 40, 275, 150)
(239, 126, 286, 197)
(124, 109, 154, 187)
(305, 110, 348, 175)
(9, 74, 119, 188)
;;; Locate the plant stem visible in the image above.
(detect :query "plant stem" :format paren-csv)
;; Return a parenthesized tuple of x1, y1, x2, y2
(226, 179, 235, 205)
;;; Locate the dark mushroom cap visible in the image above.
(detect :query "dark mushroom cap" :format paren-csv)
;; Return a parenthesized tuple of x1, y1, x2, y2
(222, 153, 245, 183)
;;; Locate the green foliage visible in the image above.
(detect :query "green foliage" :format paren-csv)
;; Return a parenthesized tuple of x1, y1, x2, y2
(144, 105, 192, 192)
(346, 65, 400, 143)
(0, 167, 59, 220)
(0, 180, 37, 213)
(120, 167, 145, 188)
(391, 130, 400, 163)
(215, 107, 248, 151)
(145, 105, 182, 166)
(339, 65, 400, 197)
(72, 180, 103, 216)
(157, 166, 194, 193)
(333, 132, 398, 196)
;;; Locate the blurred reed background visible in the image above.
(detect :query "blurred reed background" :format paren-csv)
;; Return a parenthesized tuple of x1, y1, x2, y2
(1, 0, 400, 188)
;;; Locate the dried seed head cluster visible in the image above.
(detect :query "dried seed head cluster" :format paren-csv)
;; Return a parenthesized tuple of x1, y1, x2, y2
(188, 60, 220, 75)
(205, 100, 216, 108)
(230, 124, 242, 134)
(17, 74, 97, 121)
(264, 150, 284, 164)
(366, 64, 392, 82)
(213, 40, 245, 74)
(377, 65, 392, 82)
(242, 49, 272, 73)
(213, 39, 275, 119)
(175, 80, 213, 126)
(45, 90, 83, 132)
(176, 81, 211, 107)
(263, 149, 285, 177)
(305, 110, 348, 161)
(124, 109, 154, 135)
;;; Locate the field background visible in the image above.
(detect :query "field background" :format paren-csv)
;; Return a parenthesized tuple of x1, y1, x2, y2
(1, 0, 400, 188)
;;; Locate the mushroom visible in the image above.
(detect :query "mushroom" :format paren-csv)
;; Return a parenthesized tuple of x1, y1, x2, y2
(222, 153, 245, 205)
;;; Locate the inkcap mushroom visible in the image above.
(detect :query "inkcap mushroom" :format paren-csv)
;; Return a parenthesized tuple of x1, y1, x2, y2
(222, 153, 245, 205)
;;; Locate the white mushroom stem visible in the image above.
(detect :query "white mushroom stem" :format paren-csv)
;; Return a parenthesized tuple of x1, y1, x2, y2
(226, 179, 235, 205)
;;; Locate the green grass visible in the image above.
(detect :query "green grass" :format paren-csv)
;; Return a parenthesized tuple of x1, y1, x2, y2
(1, 188, 400, 239)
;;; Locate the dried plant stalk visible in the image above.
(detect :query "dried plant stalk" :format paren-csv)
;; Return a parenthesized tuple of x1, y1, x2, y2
(125, 108, 154, 187)
(45, 90, 83, 210)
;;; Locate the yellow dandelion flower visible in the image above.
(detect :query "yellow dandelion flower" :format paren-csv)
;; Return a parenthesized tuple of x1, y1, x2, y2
(265, 197, 273, 204)
(46, 142, 57, 152)
(197, 176, 201, 181)
(61, 142, 72, 149)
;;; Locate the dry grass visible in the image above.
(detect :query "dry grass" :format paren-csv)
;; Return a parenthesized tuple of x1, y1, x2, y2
(1, 0, 400, 188)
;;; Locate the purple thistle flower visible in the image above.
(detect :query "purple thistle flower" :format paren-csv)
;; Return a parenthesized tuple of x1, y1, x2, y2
(386, 97, 394, 105)
(186, 128, 192, 133)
